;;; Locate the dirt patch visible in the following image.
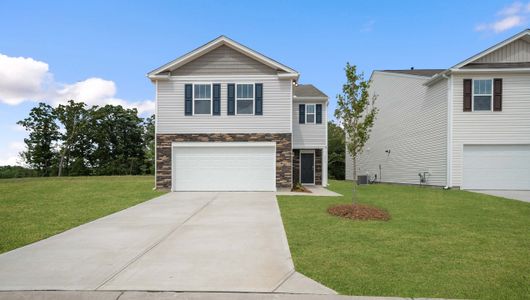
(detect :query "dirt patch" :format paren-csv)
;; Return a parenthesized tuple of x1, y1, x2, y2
(327, 204, 390, 221)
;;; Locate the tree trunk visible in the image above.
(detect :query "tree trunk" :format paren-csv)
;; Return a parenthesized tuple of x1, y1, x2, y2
(352, 156, 357, 204)
(57, 147, 66, 177)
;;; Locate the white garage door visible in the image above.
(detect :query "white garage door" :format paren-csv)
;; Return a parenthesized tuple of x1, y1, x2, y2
(172, 142, 276, 191)
(463, 145, 530, 190)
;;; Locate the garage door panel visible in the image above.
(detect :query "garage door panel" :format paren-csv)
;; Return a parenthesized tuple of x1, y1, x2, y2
(172, 144, 276, 191)
(463, 145, 530, 190)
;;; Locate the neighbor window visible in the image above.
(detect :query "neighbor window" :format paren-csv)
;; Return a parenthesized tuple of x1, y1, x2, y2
(194, 84, 212, 115)
(473, 79, 492, 111)
(236, 84, 254, 115)
(306, 104, 315, 123)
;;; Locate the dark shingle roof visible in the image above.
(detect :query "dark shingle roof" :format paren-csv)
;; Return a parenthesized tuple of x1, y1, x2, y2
(381, 69, 445, 77)
(293, 84, 328, 98)
(462, 62, 530, 69)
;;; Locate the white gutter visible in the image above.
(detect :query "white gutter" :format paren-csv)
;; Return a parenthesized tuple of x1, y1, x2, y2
(277, 73, 300, 80)
(147, 74, 171, 81)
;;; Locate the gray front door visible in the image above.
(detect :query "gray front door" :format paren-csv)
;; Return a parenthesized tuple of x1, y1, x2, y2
(300, 153, 314, 184)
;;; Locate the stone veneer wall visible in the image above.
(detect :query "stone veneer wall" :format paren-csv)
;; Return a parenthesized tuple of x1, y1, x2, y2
(315, 149, 322, 185)
(292, 148, 322, 185)
(156, 133, 292, 190)
(292, 149, 300, 184)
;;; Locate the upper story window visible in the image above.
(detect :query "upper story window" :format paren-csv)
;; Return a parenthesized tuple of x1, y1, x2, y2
(473, 79, 492, 111)
(194, 84, 212, 115)
(236, 84, 254, 115)
(306, 104, 316, 123)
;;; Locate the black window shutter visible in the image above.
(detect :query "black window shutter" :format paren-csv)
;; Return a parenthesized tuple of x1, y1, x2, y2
(493, 78, 502, 111)
(316, 104, 322, 124)
(463, 79, 472, 112)
(255, 83, 263, 115)
(299, 104, 305, 124)
(212, 84, 221, 115)
(184, 84, 192, 116)
(227, 83, 235, 115)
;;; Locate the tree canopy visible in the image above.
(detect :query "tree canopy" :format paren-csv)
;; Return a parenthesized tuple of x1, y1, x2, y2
(15, 100, 155, 177)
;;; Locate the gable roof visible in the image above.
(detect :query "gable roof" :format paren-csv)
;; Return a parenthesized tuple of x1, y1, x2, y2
(382, 69, 445, 77)
(293, 84, 328, 98)
(147, 36, 299, 80)
(452, 28, 530, 69)
(425, 28, 530, 85)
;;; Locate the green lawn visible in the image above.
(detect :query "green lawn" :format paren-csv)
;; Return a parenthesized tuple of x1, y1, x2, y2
(278, 180, 530, 300)
(0, 176, 164, 254)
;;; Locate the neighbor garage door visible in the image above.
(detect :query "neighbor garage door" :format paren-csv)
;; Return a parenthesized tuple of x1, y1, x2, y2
(172, 142, 276, 191)
(463, 144, 530, 190)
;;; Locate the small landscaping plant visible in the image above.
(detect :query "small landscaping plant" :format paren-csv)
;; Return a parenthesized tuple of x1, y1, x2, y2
(327, 203, 390, 221)
(291, 182, 312, 193)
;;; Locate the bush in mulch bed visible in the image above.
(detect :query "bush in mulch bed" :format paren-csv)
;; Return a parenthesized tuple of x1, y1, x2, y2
(327, 204, 390, 221)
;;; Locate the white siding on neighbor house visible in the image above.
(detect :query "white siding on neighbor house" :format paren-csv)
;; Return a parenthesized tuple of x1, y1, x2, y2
(292, 99, 327, 148)
(170, 45, 278, 76)
(474, 39, 530, 63)
(348, 72, 448, 186)
(450, 72, 530, 187)
(156, 75, 292, 134)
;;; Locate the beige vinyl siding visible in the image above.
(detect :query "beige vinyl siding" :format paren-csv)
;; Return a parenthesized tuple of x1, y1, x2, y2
(348, 72, 448, 186)
(475, 39, 530, 63)
(450, 72, 530, 187)
(170, 45, 277, 76)
(156, 75, 292, 134)
(292, 99, 327, 148)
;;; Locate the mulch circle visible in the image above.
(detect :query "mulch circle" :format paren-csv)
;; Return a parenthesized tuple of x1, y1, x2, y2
(327, 204, 390, 221)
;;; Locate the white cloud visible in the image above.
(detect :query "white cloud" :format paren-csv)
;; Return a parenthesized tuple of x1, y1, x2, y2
(0, 141, 25, 166)
(0, 53, 154, 114)
(0, 54, 52, 105)
(476, 1, 530, 33)
(360, 20, 375, 33)
(498, 2, 524, 16)
(493, 15, 524, 33)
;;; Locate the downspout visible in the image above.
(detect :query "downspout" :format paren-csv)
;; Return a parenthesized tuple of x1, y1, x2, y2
(154, 80, 158, 190)
(443, 73, 453, 188)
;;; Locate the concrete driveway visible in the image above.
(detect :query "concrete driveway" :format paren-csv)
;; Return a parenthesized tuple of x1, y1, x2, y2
(470, 190, 530, 203)
(0, 192, 333, 294)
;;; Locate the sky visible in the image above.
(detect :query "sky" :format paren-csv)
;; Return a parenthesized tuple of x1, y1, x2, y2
(1, 0, 529, 166)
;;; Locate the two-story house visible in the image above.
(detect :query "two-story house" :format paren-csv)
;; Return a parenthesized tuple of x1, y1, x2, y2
(148, 36, 328, 191)
(347, 29, 530, 190)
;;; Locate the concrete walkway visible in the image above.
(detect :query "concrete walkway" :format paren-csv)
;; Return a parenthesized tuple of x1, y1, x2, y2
(276, 186, 342, 197)
(0, 192, 333, 294)
(470, 190, 530, 203)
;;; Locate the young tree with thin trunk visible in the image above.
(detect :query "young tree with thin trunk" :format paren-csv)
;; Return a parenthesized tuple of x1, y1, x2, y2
(334, 63, 378, 202)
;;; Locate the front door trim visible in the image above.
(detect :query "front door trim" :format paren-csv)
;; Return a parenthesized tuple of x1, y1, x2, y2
(300, 149, 315, 185)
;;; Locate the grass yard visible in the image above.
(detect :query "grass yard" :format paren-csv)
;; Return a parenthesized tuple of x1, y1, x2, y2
(277, 180, 530, 300)
(0, 176, 164, 254)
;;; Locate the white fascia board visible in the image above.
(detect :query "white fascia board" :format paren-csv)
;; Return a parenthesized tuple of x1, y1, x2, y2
(147, 36, 299, 77)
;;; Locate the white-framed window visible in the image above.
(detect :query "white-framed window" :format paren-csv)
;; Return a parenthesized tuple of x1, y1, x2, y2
(236, 83, 254, 115)
(305, 104, 316, 124)
(472, 79, 492, 111)
(193, 84, 212, 115)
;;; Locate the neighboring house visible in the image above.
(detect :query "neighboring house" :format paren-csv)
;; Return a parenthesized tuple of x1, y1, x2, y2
(148, 36, 328, 191)
(347, 29, 530, 190)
